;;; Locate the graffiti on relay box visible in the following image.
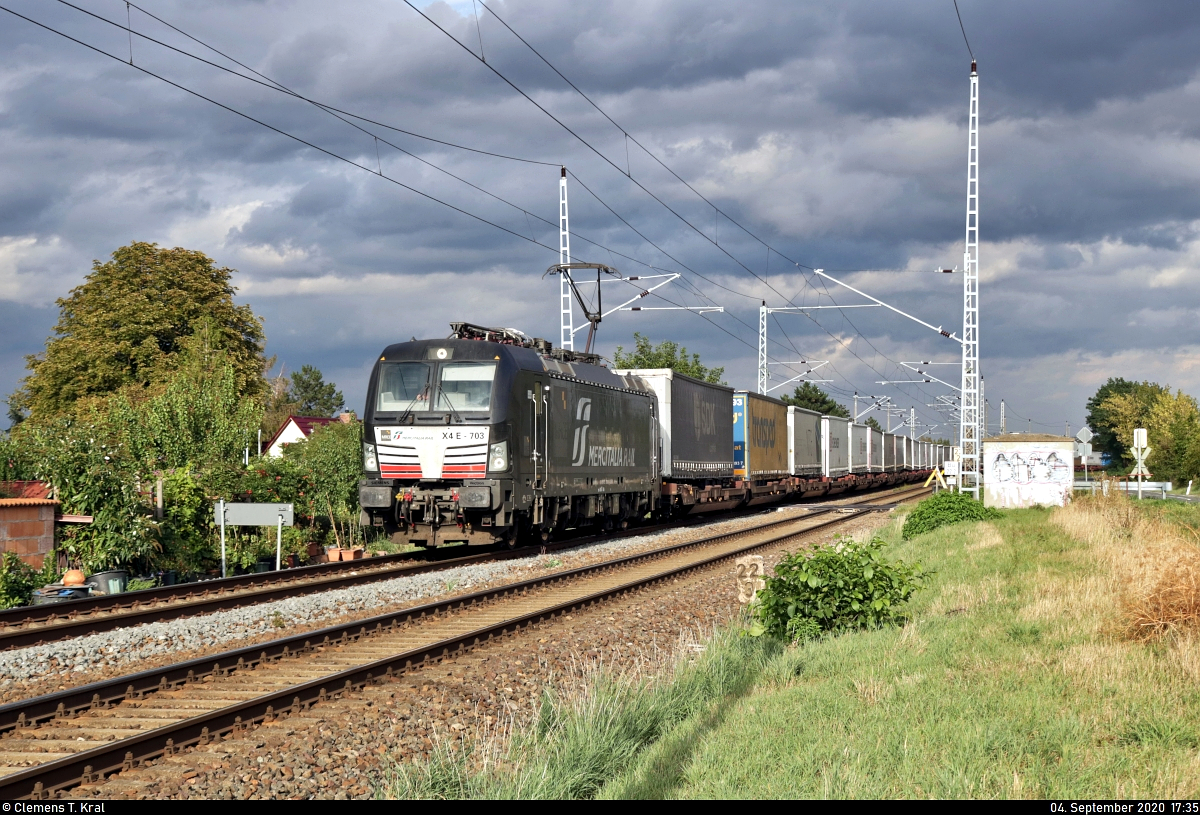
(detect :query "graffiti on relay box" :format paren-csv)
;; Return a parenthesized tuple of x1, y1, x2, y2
(985, 447, 1073, 508)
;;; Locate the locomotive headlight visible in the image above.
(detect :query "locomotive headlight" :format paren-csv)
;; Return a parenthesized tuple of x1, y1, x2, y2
(363, 442, 379, 472)
(488, 441, 509, 472)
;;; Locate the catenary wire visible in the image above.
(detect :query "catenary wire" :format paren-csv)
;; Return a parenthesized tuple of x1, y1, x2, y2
(402, 0, 956, 423)
(9, 1, 838, 389)
(25, 2, 945, 424)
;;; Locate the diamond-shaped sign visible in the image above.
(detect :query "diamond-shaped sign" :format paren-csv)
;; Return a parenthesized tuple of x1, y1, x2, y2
(1076, 426, 1093, 444)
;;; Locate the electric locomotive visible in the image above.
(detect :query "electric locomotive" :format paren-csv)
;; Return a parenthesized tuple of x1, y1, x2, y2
(358, 323, 657, 547)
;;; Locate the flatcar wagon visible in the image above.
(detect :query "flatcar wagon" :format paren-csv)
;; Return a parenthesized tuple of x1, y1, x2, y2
(733, 391, 792, 506)
(787, 406, 822, 477)
(613, 368, 743, 516)
(850, 423, 870, 474)
(869, 427, 885, 473)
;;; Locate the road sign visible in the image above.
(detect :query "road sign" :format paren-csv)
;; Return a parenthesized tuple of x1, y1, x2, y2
(1133, 428, 1148, 449)
(1075, 442, 1092, 459)
(1076, 426, 1093, 444)
(1131, 449, 1151, 478)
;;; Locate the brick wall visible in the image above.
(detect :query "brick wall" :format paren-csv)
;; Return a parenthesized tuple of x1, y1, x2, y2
(0, 500, 59, 568)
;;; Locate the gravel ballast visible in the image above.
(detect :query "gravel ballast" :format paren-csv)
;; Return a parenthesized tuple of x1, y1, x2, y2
(0, 501, 860, 701)
(63, 508, 902, 800)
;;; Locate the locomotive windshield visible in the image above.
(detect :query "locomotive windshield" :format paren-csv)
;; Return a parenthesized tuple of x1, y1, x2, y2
(435, 363, 497, 412)
(375, 362, 430, 412)
(374, 361, 497, 414)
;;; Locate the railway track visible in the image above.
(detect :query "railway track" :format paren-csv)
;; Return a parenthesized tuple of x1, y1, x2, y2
(0, 486, 930, 799)
(0, 483, 924, 651)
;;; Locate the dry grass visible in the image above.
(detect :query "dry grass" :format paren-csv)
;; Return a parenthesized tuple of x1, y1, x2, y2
(1052, 489, 1200, 642)
(965, 522, 1005, 551)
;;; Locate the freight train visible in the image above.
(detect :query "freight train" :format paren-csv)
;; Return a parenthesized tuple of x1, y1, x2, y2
(358, 323, 942, 547)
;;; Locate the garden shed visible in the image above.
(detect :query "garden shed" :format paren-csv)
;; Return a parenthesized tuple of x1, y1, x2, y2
(0, 482, 59, 568)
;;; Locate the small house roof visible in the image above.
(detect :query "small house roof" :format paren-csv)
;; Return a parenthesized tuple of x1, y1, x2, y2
(0, 481, 52, 500)
(263, 415, 340, 452)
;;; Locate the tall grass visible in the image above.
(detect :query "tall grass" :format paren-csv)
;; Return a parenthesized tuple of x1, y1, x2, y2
(377, 627, 779, 800)
(1052, 491, 1200, 641)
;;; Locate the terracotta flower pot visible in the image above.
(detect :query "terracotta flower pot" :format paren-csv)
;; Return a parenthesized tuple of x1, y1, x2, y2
(349, 548, 364, 560)
(62, 569, 86, 587)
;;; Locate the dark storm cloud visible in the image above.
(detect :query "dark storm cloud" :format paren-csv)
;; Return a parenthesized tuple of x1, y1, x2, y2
(3, 0, 1200, 432)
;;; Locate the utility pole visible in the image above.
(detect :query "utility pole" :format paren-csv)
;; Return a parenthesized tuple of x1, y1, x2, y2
(910, 407, 916, 440)
(1000, 399, 1006, 434)
(559, 167, 573, 350)
(1065, 420, 1070, 437)
(854, 393, 858, 422)
(959, 60, 982, 497)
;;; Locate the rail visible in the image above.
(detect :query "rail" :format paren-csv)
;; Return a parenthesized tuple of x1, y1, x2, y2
(0, 487, 929, 799)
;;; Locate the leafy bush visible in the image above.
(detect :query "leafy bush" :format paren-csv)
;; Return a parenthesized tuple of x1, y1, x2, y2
(750, 535, 927, 641)
(158, 469, 215, 576)
(901, 491, 1002, 540)
(0, 553, 37, 609)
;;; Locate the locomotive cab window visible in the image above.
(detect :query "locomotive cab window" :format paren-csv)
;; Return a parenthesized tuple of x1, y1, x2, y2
(435, 363, 497, 412)
(375, 362, 431, 412)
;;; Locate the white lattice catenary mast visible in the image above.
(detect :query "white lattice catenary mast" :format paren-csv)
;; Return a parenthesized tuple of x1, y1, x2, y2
(559, 167, 573, 350)
(959, 60, 982, 497)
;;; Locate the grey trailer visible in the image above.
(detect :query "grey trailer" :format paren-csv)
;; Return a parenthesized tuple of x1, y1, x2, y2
(821, 415, 851, 477)
(850, 423, 870, 473)
(788, 406, 823, 475)
(612, 368, 734, 480)
(869, 428, 885, 472)
(904, 437, 914, 469)
(883, 432, 898, 471)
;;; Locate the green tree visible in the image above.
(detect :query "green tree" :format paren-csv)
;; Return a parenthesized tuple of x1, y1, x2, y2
(1085, 378, 1166, 460)
(288, 365, 345, 417)
(108, 339, 264, 470)
(1089, 380, 1169, 464)
(1098, 386, 1200, 482)
(11, 242, 267, 420)
(780, 382, 849, 417)
(612, 333, 725, 384)
(864, 416, 882, 432)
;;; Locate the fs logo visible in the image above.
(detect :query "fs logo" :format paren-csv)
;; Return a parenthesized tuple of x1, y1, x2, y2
(571, 398, 592, 466)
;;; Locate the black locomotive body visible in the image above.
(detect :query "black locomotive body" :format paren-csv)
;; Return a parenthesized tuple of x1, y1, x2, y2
(359, 324, 656, 547)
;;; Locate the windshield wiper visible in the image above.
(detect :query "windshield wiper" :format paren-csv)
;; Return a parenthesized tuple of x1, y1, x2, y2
(436, 381, 465, 424)
(398, 383, 430, 425)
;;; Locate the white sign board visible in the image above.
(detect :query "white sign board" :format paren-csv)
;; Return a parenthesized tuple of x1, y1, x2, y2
(214, 501, 295, 578)
(943, 461, 960, 476)
(1076, 427, 1093, 444)
(1133, 428, 1148, 449)
(216, 502, 294, 527)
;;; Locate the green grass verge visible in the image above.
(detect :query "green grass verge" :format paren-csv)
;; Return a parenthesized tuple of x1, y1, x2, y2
(375, 630, 784, 799)
(598, 508, 1200, 799)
